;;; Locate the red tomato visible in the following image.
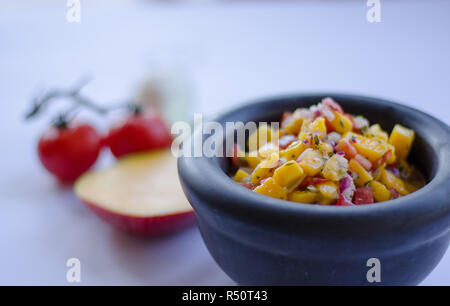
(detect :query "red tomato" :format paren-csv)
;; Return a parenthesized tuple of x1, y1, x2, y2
(38, 123, 102, 183)
(240, 182, 254, 190)
(336, 194, 354, 206)
(354, 154, 372, 170)
(231, 144, 242, 168)
(324, 117, 335, 133)
(372, 149, 392, 169)
(353, 187, 374, 205)
(335, 139, 357, 159)
(106, 111, 172, 158)
(298, 177, 330, 189)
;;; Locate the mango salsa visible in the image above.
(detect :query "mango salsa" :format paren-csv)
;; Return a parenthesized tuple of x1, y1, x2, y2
(231, 97, 425, 205)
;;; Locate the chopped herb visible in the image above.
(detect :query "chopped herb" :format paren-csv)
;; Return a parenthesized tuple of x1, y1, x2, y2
(314, 135, 320, 146)
(291, 154, 296, 158)
(339, 118, 344, 128)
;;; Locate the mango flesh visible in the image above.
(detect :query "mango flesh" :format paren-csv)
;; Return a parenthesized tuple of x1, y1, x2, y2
(74, 150, 192, 217)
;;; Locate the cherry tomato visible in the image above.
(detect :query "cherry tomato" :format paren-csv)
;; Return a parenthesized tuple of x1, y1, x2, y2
(353, 187, 374, 205)
(106, 111, 172, 158)
(38, 123, 102, 183)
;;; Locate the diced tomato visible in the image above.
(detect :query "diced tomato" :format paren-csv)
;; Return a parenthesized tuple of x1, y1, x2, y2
(335, 139, 357, 159)
(353, 187, 374, 205)
(279, 134, 297, 149)
(322, 98, 344, 114)
(336, 194, 354, 206)
(240, 182, 254, 190)
(231, 144, 242, 168)
(324, 117, 335, 133)
(390, 188, 400, 199)
(354, 154, 372, 170)
(298, 177, 330, 189)
(372, 149, 392, 169)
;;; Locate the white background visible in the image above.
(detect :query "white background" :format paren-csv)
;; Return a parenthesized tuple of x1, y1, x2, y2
(0, 0, 449, 285)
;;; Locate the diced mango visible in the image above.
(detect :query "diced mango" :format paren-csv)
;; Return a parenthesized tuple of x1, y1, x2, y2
(380, 168, 409, 196)
(317, 181, 339, 204)
(372, 163, 386, 181)
(405, 182, 419, 193)
(346, 132, 389, 162)
(299, 117, 327, 140)
(368, 180, 391, 202)
(322, 154, 348, 181)
(386, 144, 396, 164)
(233, 168, 250, 182)
(282, 110, 303, 135)
(257, 143, 279, 159)
(288, 190, 318, 204)
(245, 154, 262, 169)
(317, 142, 334, 156)
(273, 161, 305, 190)
(388, 124, 415, 160)
(330, 112, 353, 134)
(248, 124, 276, 152)
(366, 124, 388, 142)
(298, 149, 325, 176)
(349, 159, 373, 187)
(280, 140, 309, 161)
(251, 152, 279, 185)
(254, 177, 287, 200)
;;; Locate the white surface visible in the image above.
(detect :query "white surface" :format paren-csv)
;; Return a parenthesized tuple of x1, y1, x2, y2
(0, 0, 449, 285)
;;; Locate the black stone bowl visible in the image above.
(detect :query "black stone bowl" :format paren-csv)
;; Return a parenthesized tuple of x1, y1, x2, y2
(177, 93, 450, 285)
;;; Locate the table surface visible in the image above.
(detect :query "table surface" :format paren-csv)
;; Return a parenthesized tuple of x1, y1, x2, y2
(0, 0, 449, 285)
